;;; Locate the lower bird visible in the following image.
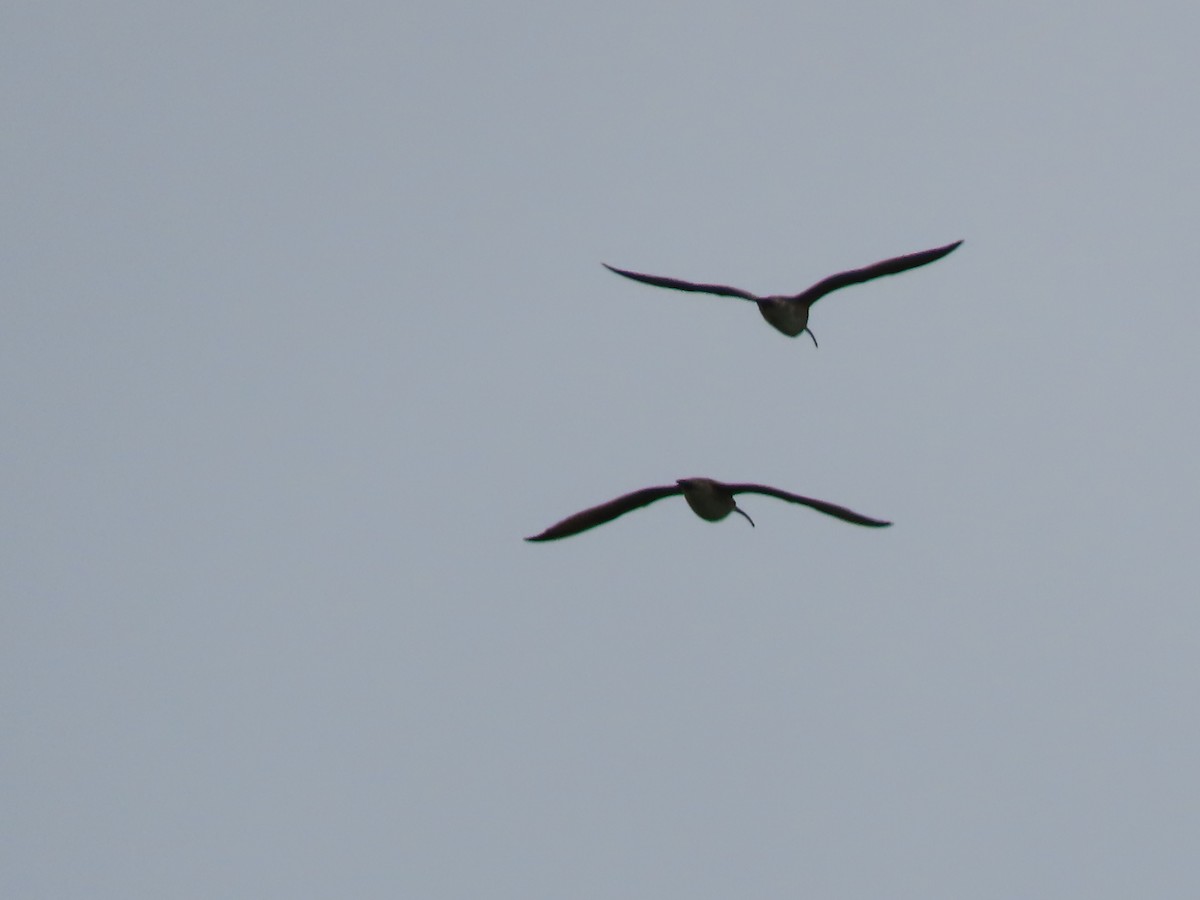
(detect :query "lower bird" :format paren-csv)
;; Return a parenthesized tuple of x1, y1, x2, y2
(525, 477, 891, 542)
(603, 240, 962, 346)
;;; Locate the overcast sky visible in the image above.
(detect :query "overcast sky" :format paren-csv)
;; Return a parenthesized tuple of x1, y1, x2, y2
(5, 2, 1200, 898)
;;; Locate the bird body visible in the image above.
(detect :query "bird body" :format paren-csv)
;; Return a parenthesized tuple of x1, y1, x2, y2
(525, 477, 890, 542)
(756, 296, 812, 337)
(677, 477, 742, 522)
(603, 240, 962, 345)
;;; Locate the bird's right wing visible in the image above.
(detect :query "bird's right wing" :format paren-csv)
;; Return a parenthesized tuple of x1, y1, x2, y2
(526, 485, 681, 542)
(602, 264, 759, 301)
(795, 240, 963, 305)
(728, 484, 893, 528)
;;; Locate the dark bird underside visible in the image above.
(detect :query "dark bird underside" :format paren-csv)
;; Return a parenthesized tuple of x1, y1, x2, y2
(525, 477, 891, 542)
(603, 240, 962, 342)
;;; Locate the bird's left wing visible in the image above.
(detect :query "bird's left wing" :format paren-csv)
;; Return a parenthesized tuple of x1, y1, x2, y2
(525, 485, 681, 542)
(602, 264, 759, 301)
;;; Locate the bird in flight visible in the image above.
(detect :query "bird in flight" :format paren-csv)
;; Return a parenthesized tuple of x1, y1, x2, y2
(603, 240, 962, 346)
(526, 477, 891, 542)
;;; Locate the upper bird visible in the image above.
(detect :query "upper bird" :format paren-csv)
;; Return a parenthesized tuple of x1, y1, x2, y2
(526, 477, 891, 542)
(603, 240, 962, 346)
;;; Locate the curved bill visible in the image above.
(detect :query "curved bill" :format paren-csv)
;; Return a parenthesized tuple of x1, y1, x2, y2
(733, 507, 755, 528)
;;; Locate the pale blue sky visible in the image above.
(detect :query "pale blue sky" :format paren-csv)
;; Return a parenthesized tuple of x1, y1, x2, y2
(4, 2, 1199, 897)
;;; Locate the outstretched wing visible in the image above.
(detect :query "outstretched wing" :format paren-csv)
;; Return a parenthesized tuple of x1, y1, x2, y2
(727, 484, 892, 528)
(525, 485, 682, 542)
(794, 240, 962, 306)
(603, 263, 759, 301)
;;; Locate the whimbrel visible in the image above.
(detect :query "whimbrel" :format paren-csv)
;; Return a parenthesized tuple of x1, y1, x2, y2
(525, 477, 891, 541)
(603, 240, 962, 346)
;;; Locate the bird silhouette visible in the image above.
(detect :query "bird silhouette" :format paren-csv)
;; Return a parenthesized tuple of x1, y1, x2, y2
(603, 240, 962, 346)
(526, 477, 891, 541)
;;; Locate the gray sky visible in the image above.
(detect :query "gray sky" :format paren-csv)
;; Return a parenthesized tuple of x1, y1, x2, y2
(5, 2, 1199, 897)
